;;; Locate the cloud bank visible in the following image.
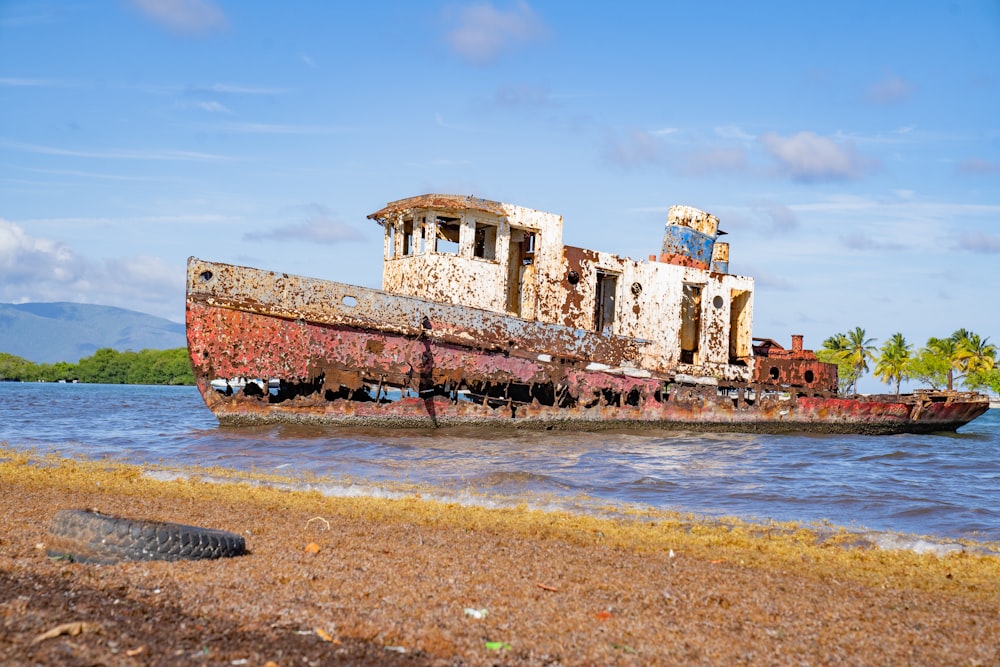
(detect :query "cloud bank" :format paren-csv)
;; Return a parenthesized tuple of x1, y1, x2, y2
(759, 131, 876, 182)
(0, 219, 183, 321)
(243, 204, 367, 245)
(445, 1, 549, 66)
(129, 0, 228, 36)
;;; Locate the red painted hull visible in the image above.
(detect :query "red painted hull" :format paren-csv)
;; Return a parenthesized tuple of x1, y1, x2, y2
(186, 298, 989, 435)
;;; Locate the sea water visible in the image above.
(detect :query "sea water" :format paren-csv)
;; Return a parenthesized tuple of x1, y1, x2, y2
(2, 382, 998, 546)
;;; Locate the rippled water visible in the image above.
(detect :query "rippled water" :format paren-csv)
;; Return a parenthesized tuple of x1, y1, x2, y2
(2, 383, 998, 543)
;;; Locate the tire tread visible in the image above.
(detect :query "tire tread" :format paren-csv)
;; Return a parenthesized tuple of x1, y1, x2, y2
(47, 509, 247, 564)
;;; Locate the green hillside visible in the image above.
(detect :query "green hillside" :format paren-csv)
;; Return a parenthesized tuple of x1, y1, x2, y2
(0, 302, 185, 364)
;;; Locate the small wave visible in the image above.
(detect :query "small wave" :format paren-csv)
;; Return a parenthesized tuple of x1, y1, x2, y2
(461, 470, 571, 493)
(857, 450, 917, 462)
(861, 532, 968, 556)
(627, 475, 679, 489)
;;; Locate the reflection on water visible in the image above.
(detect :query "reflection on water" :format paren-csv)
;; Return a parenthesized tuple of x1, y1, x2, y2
(1, 383, 999, 542)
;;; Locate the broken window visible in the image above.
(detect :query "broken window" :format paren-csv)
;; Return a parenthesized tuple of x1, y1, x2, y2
(594, 271, 618, 335)
(434, 216, 461, 254)
(729, 289, 751, 363)
(473, 221, 497, 260)
(680, 283, 703, 364)
(401, 218, 414, 256)
(523, 232, 536, 265)
(384, 222, 395, 260)
(415, 216, 426, 254)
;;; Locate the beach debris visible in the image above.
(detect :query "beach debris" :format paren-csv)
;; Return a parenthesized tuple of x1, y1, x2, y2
(385, 645, 408, 653)
(31, 621, 101, 644)
(314, 628, 339, 643)
(594, 610, 613, 621)
(464, 607, 488, 619)
(126, 646, 145, 657)
(613, 643, 637, 654)
(304, 542, 321, 554)
(485, 641, 511, 651)
(46, 509, 245, 563)
(536, 582, 559, 592)
(306, 516, 331, 530)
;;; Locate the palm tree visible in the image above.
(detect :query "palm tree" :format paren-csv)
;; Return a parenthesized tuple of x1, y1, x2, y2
(956, 332, 996, 372)
(926, 334, 961, 391)
(873, 332, 911, 395)
(818, 332, 854, 394)
(955, 331, 997, 391)
(844, 327, 876, 395)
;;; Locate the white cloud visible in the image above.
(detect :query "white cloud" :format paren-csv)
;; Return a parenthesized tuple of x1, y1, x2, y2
(491, 83, 552, 107)
(215, 122, 349, 135)
(602, 128, 664, 169)
(0, 219, 183, 320)
(0, 139, 231, 162)
(445, 1, 549, 66)
(955, 232, 1000, 254)
(243, 204, 367, 245)
(714, 125, 755, 142)
(867, 74, 915, 105)
(753, 201, 799, 232)
(129, 0, 228, 36)
(839, 231, 907, 252)
(0, 77, 61, 87)
(194, 100, 231, 113)
(955, 157, 1000, 175)
(679, 147, 747, 176)
(759, 131, 876, 182)
(188, 83, 289, 95)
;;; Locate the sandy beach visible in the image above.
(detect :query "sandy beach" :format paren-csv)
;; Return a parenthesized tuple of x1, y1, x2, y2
(2, 447, 999, 666)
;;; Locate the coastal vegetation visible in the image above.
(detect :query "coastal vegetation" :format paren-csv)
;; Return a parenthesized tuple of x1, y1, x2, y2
(2, 329, 997, 395)
(0, 347, 194, 385)
(818, 328, 1000, 395)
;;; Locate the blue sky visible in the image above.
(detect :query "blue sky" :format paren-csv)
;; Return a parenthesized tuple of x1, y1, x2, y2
(2, 1, 999, 390)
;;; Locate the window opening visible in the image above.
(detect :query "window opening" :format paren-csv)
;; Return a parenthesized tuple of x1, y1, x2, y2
(473, 221, 497, 260)
(728, 289, 751, 364)
(594, 271, 618, 335)
(680, 283, 703, 364)
(507, 228, 538, 315)
(523, 232, 536, 264)
(435, 216, 461, 254)
(385, 223, 396, 259)
(401, 218, 414, 256)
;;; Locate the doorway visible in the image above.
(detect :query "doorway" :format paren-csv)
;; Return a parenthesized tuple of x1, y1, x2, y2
(594, 271, 618, 335)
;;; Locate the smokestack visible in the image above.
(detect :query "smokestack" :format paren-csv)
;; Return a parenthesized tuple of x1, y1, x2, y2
(710, 241, 729, 274)
(658, 205, 720, 270)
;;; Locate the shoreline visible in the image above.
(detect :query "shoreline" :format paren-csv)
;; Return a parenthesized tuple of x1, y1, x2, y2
(2, 449, 1000, 665)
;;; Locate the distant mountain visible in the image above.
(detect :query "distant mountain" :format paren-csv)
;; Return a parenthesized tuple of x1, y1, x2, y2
(0, 302, 186, 364)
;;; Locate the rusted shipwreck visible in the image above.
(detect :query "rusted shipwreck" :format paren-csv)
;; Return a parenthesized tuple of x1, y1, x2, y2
(186, 194, 989, 434)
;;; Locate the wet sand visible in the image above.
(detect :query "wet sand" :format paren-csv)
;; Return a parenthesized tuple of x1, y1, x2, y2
(2, 448, 999, 666)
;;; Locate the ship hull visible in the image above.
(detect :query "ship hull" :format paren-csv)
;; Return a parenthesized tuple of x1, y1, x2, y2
(186, 260, 989, 435)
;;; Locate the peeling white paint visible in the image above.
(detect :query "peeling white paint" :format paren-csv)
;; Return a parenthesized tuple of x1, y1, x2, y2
(372, 195, 753, 383)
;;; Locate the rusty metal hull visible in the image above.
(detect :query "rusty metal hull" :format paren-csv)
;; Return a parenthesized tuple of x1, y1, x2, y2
(186, 258, 989, 435)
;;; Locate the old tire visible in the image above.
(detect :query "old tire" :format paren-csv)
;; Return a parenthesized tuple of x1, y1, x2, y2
(47, 509, 247, 564)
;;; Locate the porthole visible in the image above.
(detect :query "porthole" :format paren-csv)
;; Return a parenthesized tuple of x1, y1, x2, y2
(713, 295, 724, 309)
